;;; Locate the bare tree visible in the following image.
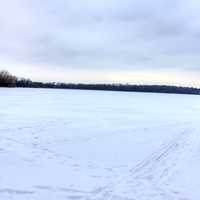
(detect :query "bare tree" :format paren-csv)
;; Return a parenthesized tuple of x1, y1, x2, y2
(0, 70, 17, 87)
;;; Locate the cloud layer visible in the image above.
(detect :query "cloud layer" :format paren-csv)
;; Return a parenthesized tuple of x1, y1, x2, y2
(0, 0, 200, 85)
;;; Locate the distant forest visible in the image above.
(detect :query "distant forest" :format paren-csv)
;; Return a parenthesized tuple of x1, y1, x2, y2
(0, 70, 200, 95)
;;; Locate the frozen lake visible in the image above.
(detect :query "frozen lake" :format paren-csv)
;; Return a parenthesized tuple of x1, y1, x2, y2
(0, 88, 200, 200)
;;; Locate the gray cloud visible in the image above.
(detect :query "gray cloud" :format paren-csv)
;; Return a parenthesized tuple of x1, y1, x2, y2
(1, 0, 200, 82)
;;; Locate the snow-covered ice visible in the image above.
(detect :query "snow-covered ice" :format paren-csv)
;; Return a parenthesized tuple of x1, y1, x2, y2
(0, 88, 200, 200)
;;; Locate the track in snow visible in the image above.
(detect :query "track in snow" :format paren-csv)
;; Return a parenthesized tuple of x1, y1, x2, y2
(92, 128, 198, 200)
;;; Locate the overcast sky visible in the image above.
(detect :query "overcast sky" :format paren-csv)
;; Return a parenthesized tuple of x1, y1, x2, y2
(1, 0, 200, 86)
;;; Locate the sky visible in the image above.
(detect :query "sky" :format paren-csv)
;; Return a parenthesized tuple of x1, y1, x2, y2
(0, 0, 200, 86)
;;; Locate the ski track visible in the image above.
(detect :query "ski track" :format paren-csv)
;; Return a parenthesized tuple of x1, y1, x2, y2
(12, 127, 195, 200)
(0, 126, 200, 200)
(1, 128, 194, 200)
(90, 128, 198, 200)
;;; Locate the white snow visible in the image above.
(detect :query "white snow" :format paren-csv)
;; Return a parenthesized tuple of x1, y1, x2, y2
(0, 88, 200, 200)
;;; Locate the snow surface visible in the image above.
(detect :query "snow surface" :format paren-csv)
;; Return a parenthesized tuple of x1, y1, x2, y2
(0, 88, 200, 200)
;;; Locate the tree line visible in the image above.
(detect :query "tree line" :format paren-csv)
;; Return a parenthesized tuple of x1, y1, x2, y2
(1, 70, 200, 95)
